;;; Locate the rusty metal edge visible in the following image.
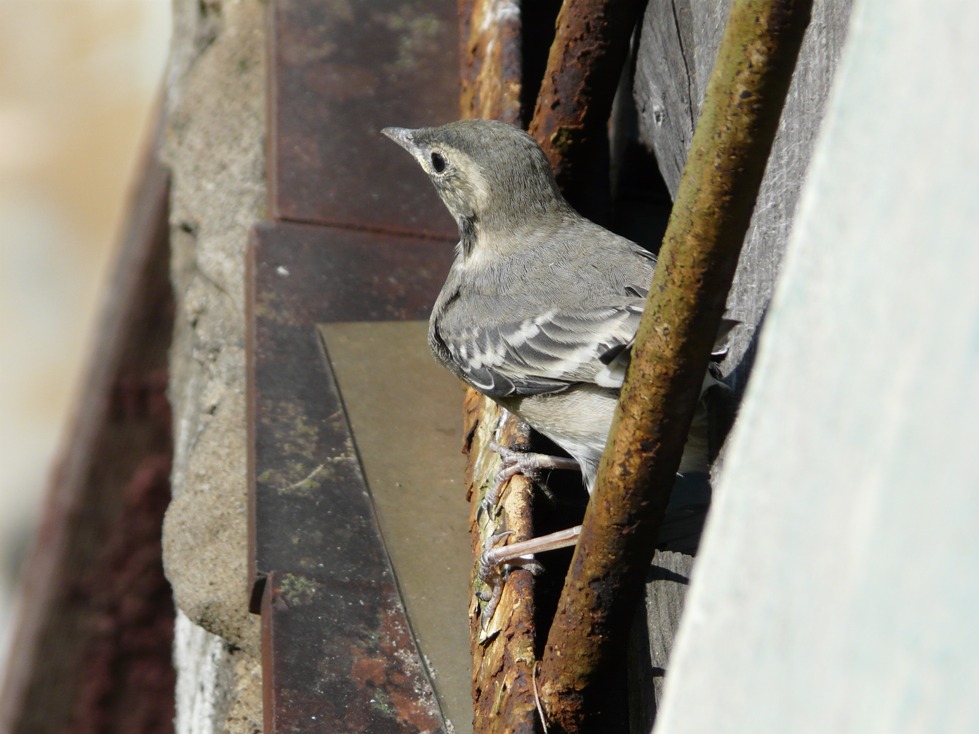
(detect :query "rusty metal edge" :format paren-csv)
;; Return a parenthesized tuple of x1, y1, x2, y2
(0, 106, 175, 733)
(246, 220, 456, 732)
(265, 0, 460, 240)
(245, 225, 264, 613)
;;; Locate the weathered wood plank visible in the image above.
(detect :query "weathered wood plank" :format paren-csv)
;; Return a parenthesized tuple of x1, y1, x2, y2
(0, 129, 175, 734)
(628, 2, 853, 729)
(636, 0, 853, 385)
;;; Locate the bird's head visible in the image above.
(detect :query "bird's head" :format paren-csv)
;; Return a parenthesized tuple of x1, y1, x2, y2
(382, 119, 570, 238)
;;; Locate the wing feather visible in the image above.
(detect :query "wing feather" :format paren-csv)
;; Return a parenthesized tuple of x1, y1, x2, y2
(437, 301, 644, 398)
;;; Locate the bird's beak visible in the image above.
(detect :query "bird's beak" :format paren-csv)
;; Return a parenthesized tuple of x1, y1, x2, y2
(381, 126, 417, 154)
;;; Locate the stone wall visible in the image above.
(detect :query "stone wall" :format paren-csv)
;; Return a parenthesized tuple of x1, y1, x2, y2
(161, 1, 266, 731)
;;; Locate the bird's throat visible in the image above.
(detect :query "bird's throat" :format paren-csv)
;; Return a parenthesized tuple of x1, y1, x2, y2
(458, 214, 477, 259)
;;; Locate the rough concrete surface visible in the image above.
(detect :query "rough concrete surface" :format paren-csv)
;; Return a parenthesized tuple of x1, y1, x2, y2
(161, 0, 266, 730)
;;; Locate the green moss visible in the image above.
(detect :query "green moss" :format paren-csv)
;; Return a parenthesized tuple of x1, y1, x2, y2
(279, 573, 321, 606)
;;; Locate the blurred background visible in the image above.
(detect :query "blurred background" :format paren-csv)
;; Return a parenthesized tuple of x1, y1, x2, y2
(0, 0, 171, 662)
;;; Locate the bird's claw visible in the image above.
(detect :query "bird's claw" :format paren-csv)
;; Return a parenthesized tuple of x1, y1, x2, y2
(490, 441, 535, 478)
(480, 443, 523, 517)
(482, 441, 552, 516)
(479, 529, 514, 585)
(477, 530, 512, 626)
(477, 529, 547, 627)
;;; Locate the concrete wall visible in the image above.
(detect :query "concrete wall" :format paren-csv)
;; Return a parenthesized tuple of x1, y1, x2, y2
(161, 1, 266, 731)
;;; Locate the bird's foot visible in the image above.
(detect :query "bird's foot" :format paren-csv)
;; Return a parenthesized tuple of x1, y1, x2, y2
(481, 442, 580, 516)
(477, 526, 584, 625)
(477, 530, 544, 584)
(481, 525, 582, 580)
(477, 529, 547, 627)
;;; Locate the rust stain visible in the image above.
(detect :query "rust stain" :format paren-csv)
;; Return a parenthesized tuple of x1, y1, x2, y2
(528, 0, 646, 221)
(459, 0, 523, 125)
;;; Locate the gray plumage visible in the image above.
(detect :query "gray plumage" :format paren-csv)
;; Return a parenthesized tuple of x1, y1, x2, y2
(382, 119, 714, 492)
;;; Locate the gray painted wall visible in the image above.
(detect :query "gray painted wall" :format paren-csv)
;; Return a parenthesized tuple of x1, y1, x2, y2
(656, 0, 979, 730)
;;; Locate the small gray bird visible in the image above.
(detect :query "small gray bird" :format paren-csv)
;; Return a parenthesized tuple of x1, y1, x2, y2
(383, 119, 720, 503)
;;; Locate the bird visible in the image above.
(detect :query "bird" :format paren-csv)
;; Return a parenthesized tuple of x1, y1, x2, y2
(382, 119, 728, 588)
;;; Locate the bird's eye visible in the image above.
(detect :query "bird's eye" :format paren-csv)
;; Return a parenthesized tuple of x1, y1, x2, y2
(430, 151, 447, 173)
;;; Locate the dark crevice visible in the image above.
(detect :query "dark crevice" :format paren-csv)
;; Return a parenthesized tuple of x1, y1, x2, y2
(519, 0, 563, 127)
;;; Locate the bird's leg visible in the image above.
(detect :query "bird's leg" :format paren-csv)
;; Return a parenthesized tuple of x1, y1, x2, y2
(477, 444, 581, 624)
(478, 527, 582, 624)
(480, 525, 582, 582)
(477, 528, 551, 626)
(482, 441, 581, 515)
(478, 527, 582, 628)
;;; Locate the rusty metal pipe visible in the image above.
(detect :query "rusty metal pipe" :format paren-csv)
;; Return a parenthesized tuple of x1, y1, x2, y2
(537, 0, 814, 730)
(528, 0, 646, 221)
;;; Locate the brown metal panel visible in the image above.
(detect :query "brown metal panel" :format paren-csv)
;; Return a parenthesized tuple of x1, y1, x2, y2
(262, 569, 445, 734)
(247, 221, 455, 731)
(258, 0, 467, 727)
(267, 0, 459, 238)
(0, 131, 175, 734)
(247, 221, 453, 604)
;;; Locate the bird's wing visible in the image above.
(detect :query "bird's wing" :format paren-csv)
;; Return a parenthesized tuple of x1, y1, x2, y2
(437, 302, 644, 398)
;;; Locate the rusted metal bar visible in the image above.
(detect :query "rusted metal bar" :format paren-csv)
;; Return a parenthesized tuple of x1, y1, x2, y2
(537, 1, 814, 730)
(464, 395, 540, 734)
(459, 0, 523, 123)
(528, 0, 645, 221)
(458, 3, 543, 732)
(0, 124, 176, 733)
